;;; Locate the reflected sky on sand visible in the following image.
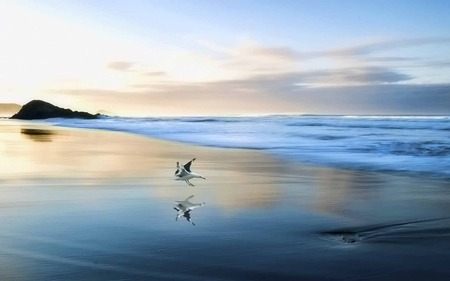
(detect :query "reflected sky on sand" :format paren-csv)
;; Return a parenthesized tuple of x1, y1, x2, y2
(1, 120, 450, 280)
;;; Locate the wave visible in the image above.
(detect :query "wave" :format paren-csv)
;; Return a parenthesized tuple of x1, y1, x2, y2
(341, 115, 450, 120)
(287, 119, 449, 131)
(288, 123, 435, 130)
(350, 141, 450, 156)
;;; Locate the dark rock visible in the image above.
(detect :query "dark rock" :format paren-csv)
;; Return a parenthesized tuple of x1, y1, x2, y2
(10, 100, 99, 120)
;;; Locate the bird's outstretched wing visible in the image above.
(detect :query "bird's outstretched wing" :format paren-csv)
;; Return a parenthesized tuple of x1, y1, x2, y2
(183, 158, 196, 172)
(175, 161, 189, 177)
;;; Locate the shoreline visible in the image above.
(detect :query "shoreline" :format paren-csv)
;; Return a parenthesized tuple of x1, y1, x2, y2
(0, 119, 291, 180)
(26, 115, 450, 181)
(2, 119, 449, 220)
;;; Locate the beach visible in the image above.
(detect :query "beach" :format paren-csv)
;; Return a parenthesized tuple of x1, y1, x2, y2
(1, 119, 450, 281)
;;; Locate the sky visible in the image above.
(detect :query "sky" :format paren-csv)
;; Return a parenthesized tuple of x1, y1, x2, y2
(1, 0, 449, 116)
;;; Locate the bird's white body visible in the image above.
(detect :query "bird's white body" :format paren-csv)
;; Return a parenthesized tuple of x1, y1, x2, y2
(174, 158, 205, 186)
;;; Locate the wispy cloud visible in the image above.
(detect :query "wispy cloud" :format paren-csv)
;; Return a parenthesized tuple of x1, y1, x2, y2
(43, 36, 450, 115)
(322, 67, 413, 84)
(317, 37, 450, 57)
(107, 61, 135, 71)
(141, 71, 167, 77)
(235, 45, 300, 61)
(283, 84, 450, 115)
(103, 36, 448, 87)
(209, 66, 412, 89)
(46, 82, 450, 116)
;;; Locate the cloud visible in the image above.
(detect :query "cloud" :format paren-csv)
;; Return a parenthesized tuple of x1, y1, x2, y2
(106, 61, 135, 71)
(190, 38, 300, 76)
(45, 73, 448, 116)
(332, 67, 412, 84)
(142, 71, 167, 77)
(193, 37, 299, 61)
(221, 66, 412, 88)
(320, 37, 450, 57)
(281, 84, 450, 115)
(42, 37, 449, 116)
(115, 36, 447, 87)
(186, 36, 450, 81)
(230, 37, 450, 62)
(416, 59, 450, 69)
(365, 56, 420, 63)
(236, 45, 300, 61)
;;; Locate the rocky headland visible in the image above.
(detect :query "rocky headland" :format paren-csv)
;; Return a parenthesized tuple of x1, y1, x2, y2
(10, 100, 99, 120)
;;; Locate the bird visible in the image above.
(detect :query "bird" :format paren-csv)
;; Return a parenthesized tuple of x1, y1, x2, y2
(174, 158, 206, 186)
(173, 195, 206, 225)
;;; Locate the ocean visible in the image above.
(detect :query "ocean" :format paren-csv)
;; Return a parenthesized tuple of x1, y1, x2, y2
(47, 115, 450, 179)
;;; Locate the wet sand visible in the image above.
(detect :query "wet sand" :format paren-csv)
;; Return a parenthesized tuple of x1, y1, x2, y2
(1, 119, 450, 280)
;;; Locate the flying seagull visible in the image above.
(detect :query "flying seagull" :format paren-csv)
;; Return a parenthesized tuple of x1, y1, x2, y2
(175, 158, 206, 186)
(173, 195, 206, 225)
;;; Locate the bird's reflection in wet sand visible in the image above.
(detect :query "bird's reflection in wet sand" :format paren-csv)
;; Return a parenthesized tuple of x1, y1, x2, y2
(20, 128, 56, 142)
(173, 195, 205, 226)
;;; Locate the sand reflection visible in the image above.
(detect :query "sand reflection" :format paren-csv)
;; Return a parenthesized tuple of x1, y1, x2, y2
(1, 121, 282, 213)
(21, 128, 56, 142)
(173, 195, 205, 225)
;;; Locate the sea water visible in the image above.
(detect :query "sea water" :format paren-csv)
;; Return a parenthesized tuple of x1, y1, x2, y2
(47, 115, 450, 179)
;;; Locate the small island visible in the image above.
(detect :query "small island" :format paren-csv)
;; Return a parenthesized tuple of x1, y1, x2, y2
(10, 100, 99, 120)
